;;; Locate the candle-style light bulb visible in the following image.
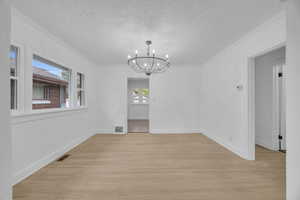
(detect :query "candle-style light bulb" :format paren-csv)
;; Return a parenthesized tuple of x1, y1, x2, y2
(128, 55, 131, 59)
(135, 50, 138, 55)
(152, 49, 156, 55)
(165, 54, 169, 59)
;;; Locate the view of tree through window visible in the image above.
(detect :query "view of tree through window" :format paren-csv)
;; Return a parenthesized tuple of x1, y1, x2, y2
(131, 88, 149, 104)
(32, 55, 71, 110)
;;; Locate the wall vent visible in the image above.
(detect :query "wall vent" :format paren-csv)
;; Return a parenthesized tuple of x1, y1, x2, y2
(115, 126, 124, 133)
(57, 154, 70, 162)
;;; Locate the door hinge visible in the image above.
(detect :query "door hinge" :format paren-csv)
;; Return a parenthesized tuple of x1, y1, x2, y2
(278, 72, 283, 77)
(278, 135, 283, 140)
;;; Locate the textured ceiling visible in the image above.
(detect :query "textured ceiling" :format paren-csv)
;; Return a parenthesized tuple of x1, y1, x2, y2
(11, 0, 284, 66)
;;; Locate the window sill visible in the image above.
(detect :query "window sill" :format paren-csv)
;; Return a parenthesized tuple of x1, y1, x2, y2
(11, 106, 88, 124)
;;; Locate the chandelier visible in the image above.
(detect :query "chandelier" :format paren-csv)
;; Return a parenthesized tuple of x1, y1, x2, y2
(127, 40, 170, 76)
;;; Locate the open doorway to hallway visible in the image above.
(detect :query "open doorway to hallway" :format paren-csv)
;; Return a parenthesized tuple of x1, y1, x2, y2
(247, 46, 286, 199)
(127, 78, 150, 133)
(254, 46, 286, 153)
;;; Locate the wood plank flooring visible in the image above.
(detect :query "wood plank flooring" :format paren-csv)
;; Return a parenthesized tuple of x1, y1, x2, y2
(13, 134, 285, 200)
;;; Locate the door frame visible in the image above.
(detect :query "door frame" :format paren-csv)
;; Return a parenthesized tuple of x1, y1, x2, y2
(247, 43, 286, 160)
(273, 64, 287, 150)
(125, 77, 150, 134)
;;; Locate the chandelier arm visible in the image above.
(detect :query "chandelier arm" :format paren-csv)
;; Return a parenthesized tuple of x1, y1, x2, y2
(129, 56, 167, 62)
(128, 59, 141, 72)
(135, 58, 143, 71)
(150, 56, 155, 71)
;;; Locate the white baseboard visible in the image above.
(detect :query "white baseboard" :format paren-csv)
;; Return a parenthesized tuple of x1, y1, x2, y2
(255, 137, 276, 151)
(202, 132, 249, 160)
(94, 130, 126, 134)
(13, 133, 95, 185)
(94, 129, 115, 134)
(128, 118, 149, 120)
(150, 129, 202, 134)
(95, 129, 202, 135)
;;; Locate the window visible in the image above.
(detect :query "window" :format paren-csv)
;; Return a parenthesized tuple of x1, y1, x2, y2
(10, 45, 19, 110)
(130, 88, 149, 104)
(32, 55, 71, 110)
(76, 72, 85, 106)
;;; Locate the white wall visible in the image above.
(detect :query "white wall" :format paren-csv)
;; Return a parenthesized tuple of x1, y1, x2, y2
(96, 65, 201, 134)
(150, 67, 201, 133)
(10, 8, 100, 184)
(0, 1, 12, 199)
(255, 47, 285, 150)
(198, 12, 286, 159)
(287, 1, 300, 199)
(128, 79, 149, 120)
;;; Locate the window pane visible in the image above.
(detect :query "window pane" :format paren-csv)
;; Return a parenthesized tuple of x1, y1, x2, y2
(77, 73, 85, 106)
(32, 55, 71, 110)
(77, 91, 84, 106)
(10, 45, 18, 110)
(10, 79, 17, 110)
(77, 73, 82, 88)
(10, 46, 18, 77)
(131, 88, 149, 104)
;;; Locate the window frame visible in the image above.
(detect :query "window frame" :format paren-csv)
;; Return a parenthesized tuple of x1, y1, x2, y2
(31, 54, 73, 110)
(9, 45, 20, 111)
(10, 46, 88, 119)
(76, 72, 86, 107)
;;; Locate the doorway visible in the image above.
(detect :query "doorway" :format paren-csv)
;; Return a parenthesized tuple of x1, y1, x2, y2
(127, 78, 150, 133)
(253, 46, 286, 153)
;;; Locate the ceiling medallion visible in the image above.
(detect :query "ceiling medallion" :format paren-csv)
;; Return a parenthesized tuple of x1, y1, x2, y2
(127, 40, 170, 76)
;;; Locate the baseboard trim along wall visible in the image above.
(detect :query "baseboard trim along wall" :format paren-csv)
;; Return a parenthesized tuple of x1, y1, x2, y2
(255, 137, 276, 151)
(201, 132, 249, 160)
(150, 129, 202, 134)
(128, 118, 149, 120)
(95, 130, 122, 134)
(94, 129, 202, 134)
(13, 133, 95, 185)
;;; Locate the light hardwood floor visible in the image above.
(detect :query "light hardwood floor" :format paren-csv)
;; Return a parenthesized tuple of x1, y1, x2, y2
(14, 134, 285, 200)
